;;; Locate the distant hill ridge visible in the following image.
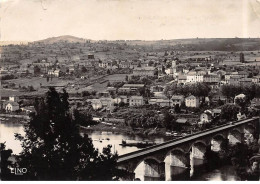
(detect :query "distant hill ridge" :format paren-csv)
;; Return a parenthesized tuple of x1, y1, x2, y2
(33, 35, 88, 44)
(3, 35, 260, 51)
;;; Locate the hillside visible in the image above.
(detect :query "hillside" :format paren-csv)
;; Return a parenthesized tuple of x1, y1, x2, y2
(123, 38, 260, 51)
(33, 35, 88, 44)
(33, 36, 260, 51)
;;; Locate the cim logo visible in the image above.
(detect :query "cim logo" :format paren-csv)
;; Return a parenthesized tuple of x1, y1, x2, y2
(10, 168, 27, 175)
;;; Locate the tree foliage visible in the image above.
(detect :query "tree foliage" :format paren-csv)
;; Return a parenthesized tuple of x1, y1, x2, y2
(221, 84, 260, 102)
(0, 143, 14, 180)
(220, 103, 240, 121)
(14, 87, 118, 180)
(164, 83, 211, 99)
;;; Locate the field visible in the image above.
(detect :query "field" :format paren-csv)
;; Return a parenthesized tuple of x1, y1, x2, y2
(104, 74, 127, 82)
(6, 77, 74, 90)
(0, 89, 25, 97)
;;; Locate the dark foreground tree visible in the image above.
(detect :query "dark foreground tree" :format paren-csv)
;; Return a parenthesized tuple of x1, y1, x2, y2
(220, 103, 240, 121)
(15, 87, 119, 180)
(0, 143, 13, 180)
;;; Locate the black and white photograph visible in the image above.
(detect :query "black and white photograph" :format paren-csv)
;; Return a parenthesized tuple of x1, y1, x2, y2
(0, 0, 260, 181)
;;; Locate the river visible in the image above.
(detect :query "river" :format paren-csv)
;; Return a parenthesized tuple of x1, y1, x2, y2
(0, 121, 241, 181)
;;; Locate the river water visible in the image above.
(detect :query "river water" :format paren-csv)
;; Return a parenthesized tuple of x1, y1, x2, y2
(0, 121, 240, 181)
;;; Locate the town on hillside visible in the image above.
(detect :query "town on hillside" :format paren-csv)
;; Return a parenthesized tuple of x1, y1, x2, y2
(1, 37, 260, 137)
(1, 37, 260, 181)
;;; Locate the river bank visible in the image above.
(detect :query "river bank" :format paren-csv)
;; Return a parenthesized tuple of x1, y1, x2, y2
(79, 124, 175, 140)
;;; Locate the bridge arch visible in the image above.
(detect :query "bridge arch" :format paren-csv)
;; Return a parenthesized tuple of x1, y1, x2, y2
(211, 134, 226, 152)
(116, 118, 260, 180)
(164, 148, 190, 168)
(244, 124, 256, 134)
(191, 141, 208, 159)
(244, 124, 256, 144)
(134, 157, 164, 181)
(228, 129, 243, 145)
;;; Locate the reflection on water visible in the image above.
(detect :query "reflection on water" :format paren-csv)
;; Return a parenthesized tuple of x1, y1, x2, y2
(0, 122, 164, 156)
(194, 165, 240, 181)
(0, 122, 242, 181)
(81, 130, 164, 155)
(0, 122, 25, 154)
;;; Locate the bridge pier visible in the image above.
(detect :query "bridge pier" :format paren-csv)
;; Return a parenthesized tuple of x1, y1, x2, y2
(134, 159, 164, 181)
(211, 135, 226, 152)
(244, 124, 257, 144)
(190, 142, 208, 178)
(192, 142, 207, 159)
(116, 118, 260, 181)
(165, 149, 190, 180)
(228, 129, 243, 145)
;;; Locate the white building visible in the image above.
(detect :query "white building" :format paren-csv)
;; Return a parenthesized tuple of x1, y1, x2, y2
(129, 96, 144, 106)
(186, 71, 206, 83)
(91, 99, 102, 110)
(133, 67, 155, 77)
(9, 96, 19, 102)
(48, 69, 60, 77)
(200, 112, 212, 123)
(99, 60, 113, 68)
(185, 95, 199, 108)
(148, 98, 173, 107)
(5, 101, 19, 112)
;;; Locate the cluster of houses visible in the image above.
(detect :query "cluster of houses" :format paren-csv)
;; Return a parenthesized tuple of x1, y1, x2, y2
(1, 96, 20, 112)
(86, 92, 202, 112)
(176, 69, 260, 89)
(0, 96, 35, 114)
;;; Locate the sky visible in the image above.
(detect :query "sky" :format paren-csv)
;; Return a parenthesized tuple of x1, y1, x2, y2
(0, 0, 260, 41)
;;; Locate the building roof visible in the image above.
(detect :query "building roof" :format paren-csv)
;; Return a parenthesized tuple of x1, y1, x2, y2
(238, 71, 248, 75)
(178, 75, 187, 80)
(212, 108, 222, 114)
(186, 95, 197, 100)
(118, 95, 128, 98)
(118, 87, 131, 90)
(171, 95, 184, 100)
(201, 111, 212, 117)
(239, 78, 252, 82)
(230, 75, 242, 79)
(176, 118, 188, 124)
(235, 94, 246, 99)
(123, 84, 145, 88)
(252, 75, 260, 79)
(130, 96, 143, 100)
(187, 71, 197, 75)
(5, 101, 19, 106)
(133, 67, 155, 71)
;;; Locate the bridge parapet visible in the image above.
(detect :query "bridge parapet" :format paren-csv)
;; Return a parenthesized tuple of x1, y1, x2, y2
(117, 117, 260, 181)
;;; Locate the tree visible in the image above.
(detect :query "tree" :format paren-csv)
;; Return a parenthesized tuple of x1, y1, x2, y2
(118, 101, 125, 107)
(0, 143, 13, 180)
(220, 103, 240, 121)
(15, 87, 118, 180)
(162, 110, 176, 131)
(240, 52, 245, 63)
(125, 75, 128, 82)
(81, 66, 87, 73)
(221, 85, 241, 102)
(174, 104, 181, 113)
(235, 96, 250, 113)
(28, 85, 35, 92)
(34, 65, 41, 74)
(72, 108, 95, 127)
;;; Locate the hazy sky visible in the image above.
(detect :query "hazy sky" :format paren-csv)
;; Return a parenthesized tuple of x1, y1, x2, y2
(1, 0, 260, 41)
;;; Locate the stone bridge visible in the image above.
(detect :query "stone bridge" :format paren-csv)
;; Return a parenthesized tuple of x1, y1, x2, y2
(117, 117, 260, 180)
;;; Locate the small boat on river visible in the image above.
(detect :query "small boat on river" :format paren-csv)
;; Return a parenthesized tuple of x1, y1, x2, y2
(119, 140, 156, 148)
